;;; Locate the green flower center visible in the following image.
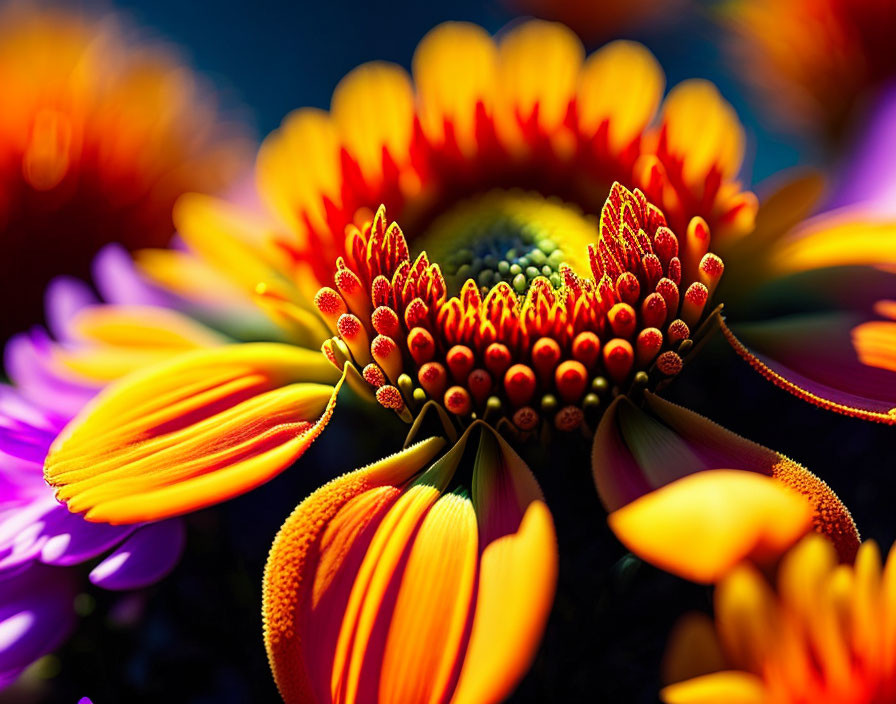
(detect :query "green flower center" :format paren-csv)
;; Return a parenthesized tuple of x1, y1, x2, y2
(417, 190, 596, 296)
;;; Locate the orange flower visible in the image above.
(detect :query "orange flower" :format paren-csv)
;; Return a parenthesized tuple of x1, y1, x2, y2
(723, 0, 896, 139)
(662, 535, 896, 704)
(0, 5, 250, 337)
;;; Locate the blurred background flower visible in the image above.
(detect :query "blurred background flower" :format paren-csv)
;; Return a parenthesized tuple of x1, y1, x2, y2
(0, 3, 250, 339)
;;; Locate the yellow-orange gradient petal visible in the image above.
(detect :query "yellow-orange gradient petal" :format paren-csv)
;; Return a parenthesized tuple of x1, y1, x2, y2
(495, 20, 583, 147)
(413, 22, 498, 155)
(263, 423, 557, 704)
(608, 470, 813, 583)
(854, 301, 896, 373)
(594, 392, 861, 561)
(52, 304, 226, 383)
(331, 62, 416, 183)
(660, 79, 745, 187)
(257, 108, 343, 234)
(577, 40, 664, 153)
(44, 344, 342, 523)
(661, 670, 766, 704)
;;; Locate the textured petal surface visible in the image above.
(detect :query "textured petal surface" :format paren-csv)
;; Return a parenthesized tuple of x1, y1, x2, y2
(263, 424, 557, 704)
(593, 392, 860, 560)
(45, 344, 342, 523)
(722, 315, 896, 425)
(608, 470, 813, 583)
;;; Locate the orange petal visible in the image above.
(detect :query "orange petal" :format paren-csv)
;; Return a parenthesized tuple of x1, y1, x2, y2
(44, 343, 341, 523)
(661, 670, 766, 704)
(262, 423, 557, 704)
(662, 612, 727, 685)
(608, 469, 813, 583)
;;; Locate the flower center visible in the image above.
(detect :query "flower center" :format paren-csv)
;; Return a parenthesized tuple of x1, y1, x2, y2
(416, 190, 595, 296)
(315, 183, 724, 436)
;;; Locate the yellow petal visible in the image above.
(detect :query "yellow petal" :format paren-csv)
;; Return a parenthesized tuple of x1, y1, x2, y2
(54, 304, 225, 383)
(413, 22, 497, 155)
(256, 107, 342, 234)
(660, 79, 744, 185)
(262, 423, 556, 704)
(608, 470, 813, 583)
(577, 40, 664, 153)
(330, 61, 415, 182)
(45, 343, 341, 523)
(714, 564, 779, 673)
(495, 20, 583, 146)
(661, 671, 766, 704)
(449, 429, 557, 704)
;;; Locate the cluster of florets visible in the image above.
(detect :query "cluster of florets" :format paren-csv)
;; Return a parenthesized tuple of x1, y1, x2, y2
(315, 183, 724, 435)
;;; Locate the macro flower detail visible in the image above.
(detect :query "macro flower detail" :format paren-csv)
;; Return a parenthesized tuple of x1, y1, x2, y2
(263, 429, 556, 704)
(0, 5, 249, 338)
(317, 184, 723, 435)
(662, 534, 896, 704)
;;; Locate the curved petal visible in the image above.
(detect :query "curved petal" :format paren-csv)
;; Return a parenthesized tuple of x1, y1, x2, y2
(722, 314, 896, 425)
(89, 519, 185, 590)
(45, 344, 343, 524)
(661, 671, 766, 704)
(608, 470, 813, 583)
(0, 563, 77, 686)
(593, 392, 859, 560)
(263, 424, 557, 704)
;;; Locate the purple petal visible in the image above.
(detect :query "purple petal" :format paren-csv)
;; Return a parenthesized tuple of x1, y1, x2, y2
(0, 563, 77, 686)
(827, 80, 896, 214)
(44, 276, 97, 342)
(38, 505, 136, 567)
(89, 520, 185, 591)
(92, 243, 170, 307)
(4, 330, 98, 417)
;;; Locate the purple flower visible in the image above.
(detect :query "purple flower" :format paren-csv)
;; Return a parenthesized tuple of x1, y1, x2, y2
(0, 245, 189, 688)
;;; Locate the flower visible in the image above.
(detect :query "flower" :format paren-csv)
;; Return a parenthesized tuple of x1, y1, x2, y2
(661, 534, 896, 704)
(0, 245, 202, 685)
(0, 4, 250, 338)
(722, 0, 896, 140)
(16, 18, 893, 699)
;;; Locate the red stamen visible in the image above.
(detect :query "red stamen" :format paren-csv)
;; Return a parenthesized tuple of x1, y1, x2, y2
(444, 386, 472, 416)
(371, 305, 400, 338)
(615, 272, 640, 305)
(572, 331, 600, 369)
(362, 364, 385, 387)
(418, 361, 448, 399)
(513, 406, 539, 431)
(641, 293, 668, 329)
(608, 303, 636, 338)
(446, 344, 475, 382)
(467, 368, 493, 404)
(504, 363, 537, 406)
(603, 338, 634, 383)
(555, 360, 588, 403)
(667, 319, 690, 344)
(376, 385, 405, 411)
(656, 350, 683, 376)
(682, 282, 709, 328)
(337, 313, 370, 363)
(636, 327, 663, 366)
(484, 342, 512, 377)
(407, 326, 436, 364)
(554, 405, 584, 431)
(532, 337, 563, 380)
(371, 334, 401, 382)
